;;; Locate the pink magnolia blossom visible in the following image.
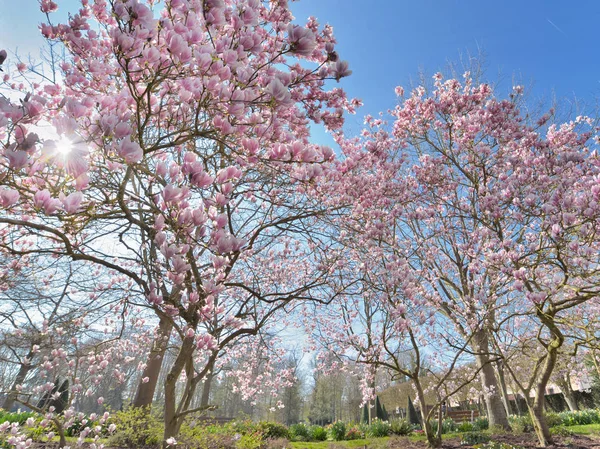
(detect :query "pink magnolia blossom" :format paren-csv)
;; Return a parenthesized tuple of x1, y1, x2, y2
(60, 191, 83, 214)
(287, 24, 317, 56)
(216, 166, 243, 184)
(117, 139, 143, 164)
(40, 0, 58, 13)
(332, 60, 352, 81)
(34, 190, 61, 214)
(5, 149, 28, 169)
(0, 188, 19, 207)
(266, 79, 292, 105)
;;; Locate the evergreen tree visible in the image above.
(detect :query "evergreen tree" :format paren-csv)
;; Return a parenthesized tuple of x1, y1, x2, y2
(382, 403, 389, 421)
(361, 403, 369, 424)
(408, 396, 420, 425)
(375, 396, 385, 420)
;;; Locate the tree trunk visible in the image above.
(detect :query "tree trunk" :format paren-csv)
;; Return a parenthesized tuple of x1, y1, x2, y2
(529, 396, 552, 447)
(367, 377, 375, 425)
(133, 317, 172, 408)
(557, 373, 579, 411)
(513, 392, 522, 415)
(527, 307, 564, 447)
(562, 390, 578, 412)
(163, 337, 196, 447)
(472, 329, 510, 429)
(591, 349, 600, 379)
(56, 421, 67, 449)
(414, 379, 441, 448)
(436, 401, 443, 443)
(3, 358, 33, 411)
(200, 369, 214, 408)
(495, 361, 513, 416)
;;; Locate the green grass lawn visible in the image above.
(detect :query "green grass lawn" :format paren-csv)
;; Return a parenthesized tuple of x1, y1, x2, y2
(290, 424, 600, 449)
(290, 437, 389, 449)
(563, 423, 600, 435)
(289, 434, 462, 449)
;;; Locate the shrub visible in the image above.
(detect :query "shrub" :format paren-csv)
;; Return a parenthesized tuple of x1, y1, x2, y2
(26, 421, 53, 441)
(289, 423, 309, 441)
(480, 442, 526, 449)
(367, 419, 391, 437)
(508, 414, 533, 434)
(180, 422, 257, 449)
(460, 431, 491, 445)
(0, 411, 52, 442)
(456, 421, 473, 432)
(550, 425, 574, 437)
(257, 422, 289, 440)
(429, 417, 456, 434)
(581, 409, 600, 424)
(389, 419, 412, 436)
(198, 433, 238, 449)
(180, 420, 237, 444)
(0, 411, 37, 426)
(106, 407, 163, 448)
(64, 413, 104, 437)
(558, 409, 600, 426)
(444, 418, 458, 434)
(309, 425, 327, 441)
(559, 410, 577, 426)
(344, 426, 363, 440)
(544, 412, 562, 428)
(236, 433, 263, 449)
(230, 420, 260, 436)
(330, 421, 346, 441)
(472, 416, 489, 431)
(489, 424, 509, 435)
(357, 421, 370, 436)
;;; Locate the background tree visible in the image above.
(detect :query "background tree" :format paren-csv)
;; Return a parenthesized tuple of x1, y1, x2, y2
(0, 254, 133, 411)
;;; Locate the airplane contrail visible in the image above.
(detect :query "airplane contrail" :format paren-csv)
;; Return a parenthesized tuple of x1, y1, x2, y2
(547, 19, 567, 36)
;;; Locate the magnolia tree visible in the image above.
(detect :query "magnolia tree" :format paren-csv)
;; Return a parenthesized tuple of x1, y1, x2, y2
(0, 0, 356, 444)
(316, 74, 513, 431)
(497, 306, 598, 414)
(319, 73, 600, 447)
(476, 110, 600, 446)
(307, 227, 485, 447)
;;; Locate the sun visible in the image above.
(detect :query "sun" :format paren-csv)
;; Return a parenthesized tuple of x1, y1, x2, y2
(56, 136, 74, 156)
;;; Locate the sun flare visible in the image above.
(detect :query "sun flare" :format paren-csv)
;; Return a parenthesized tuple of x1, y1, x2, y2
(56, 136, 74, 156)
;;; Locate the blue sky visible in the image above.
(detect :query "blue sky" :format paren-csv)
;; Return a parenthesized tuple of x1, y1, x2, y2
(2, 0, 600, 137)
(289, 1, 600, 135)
